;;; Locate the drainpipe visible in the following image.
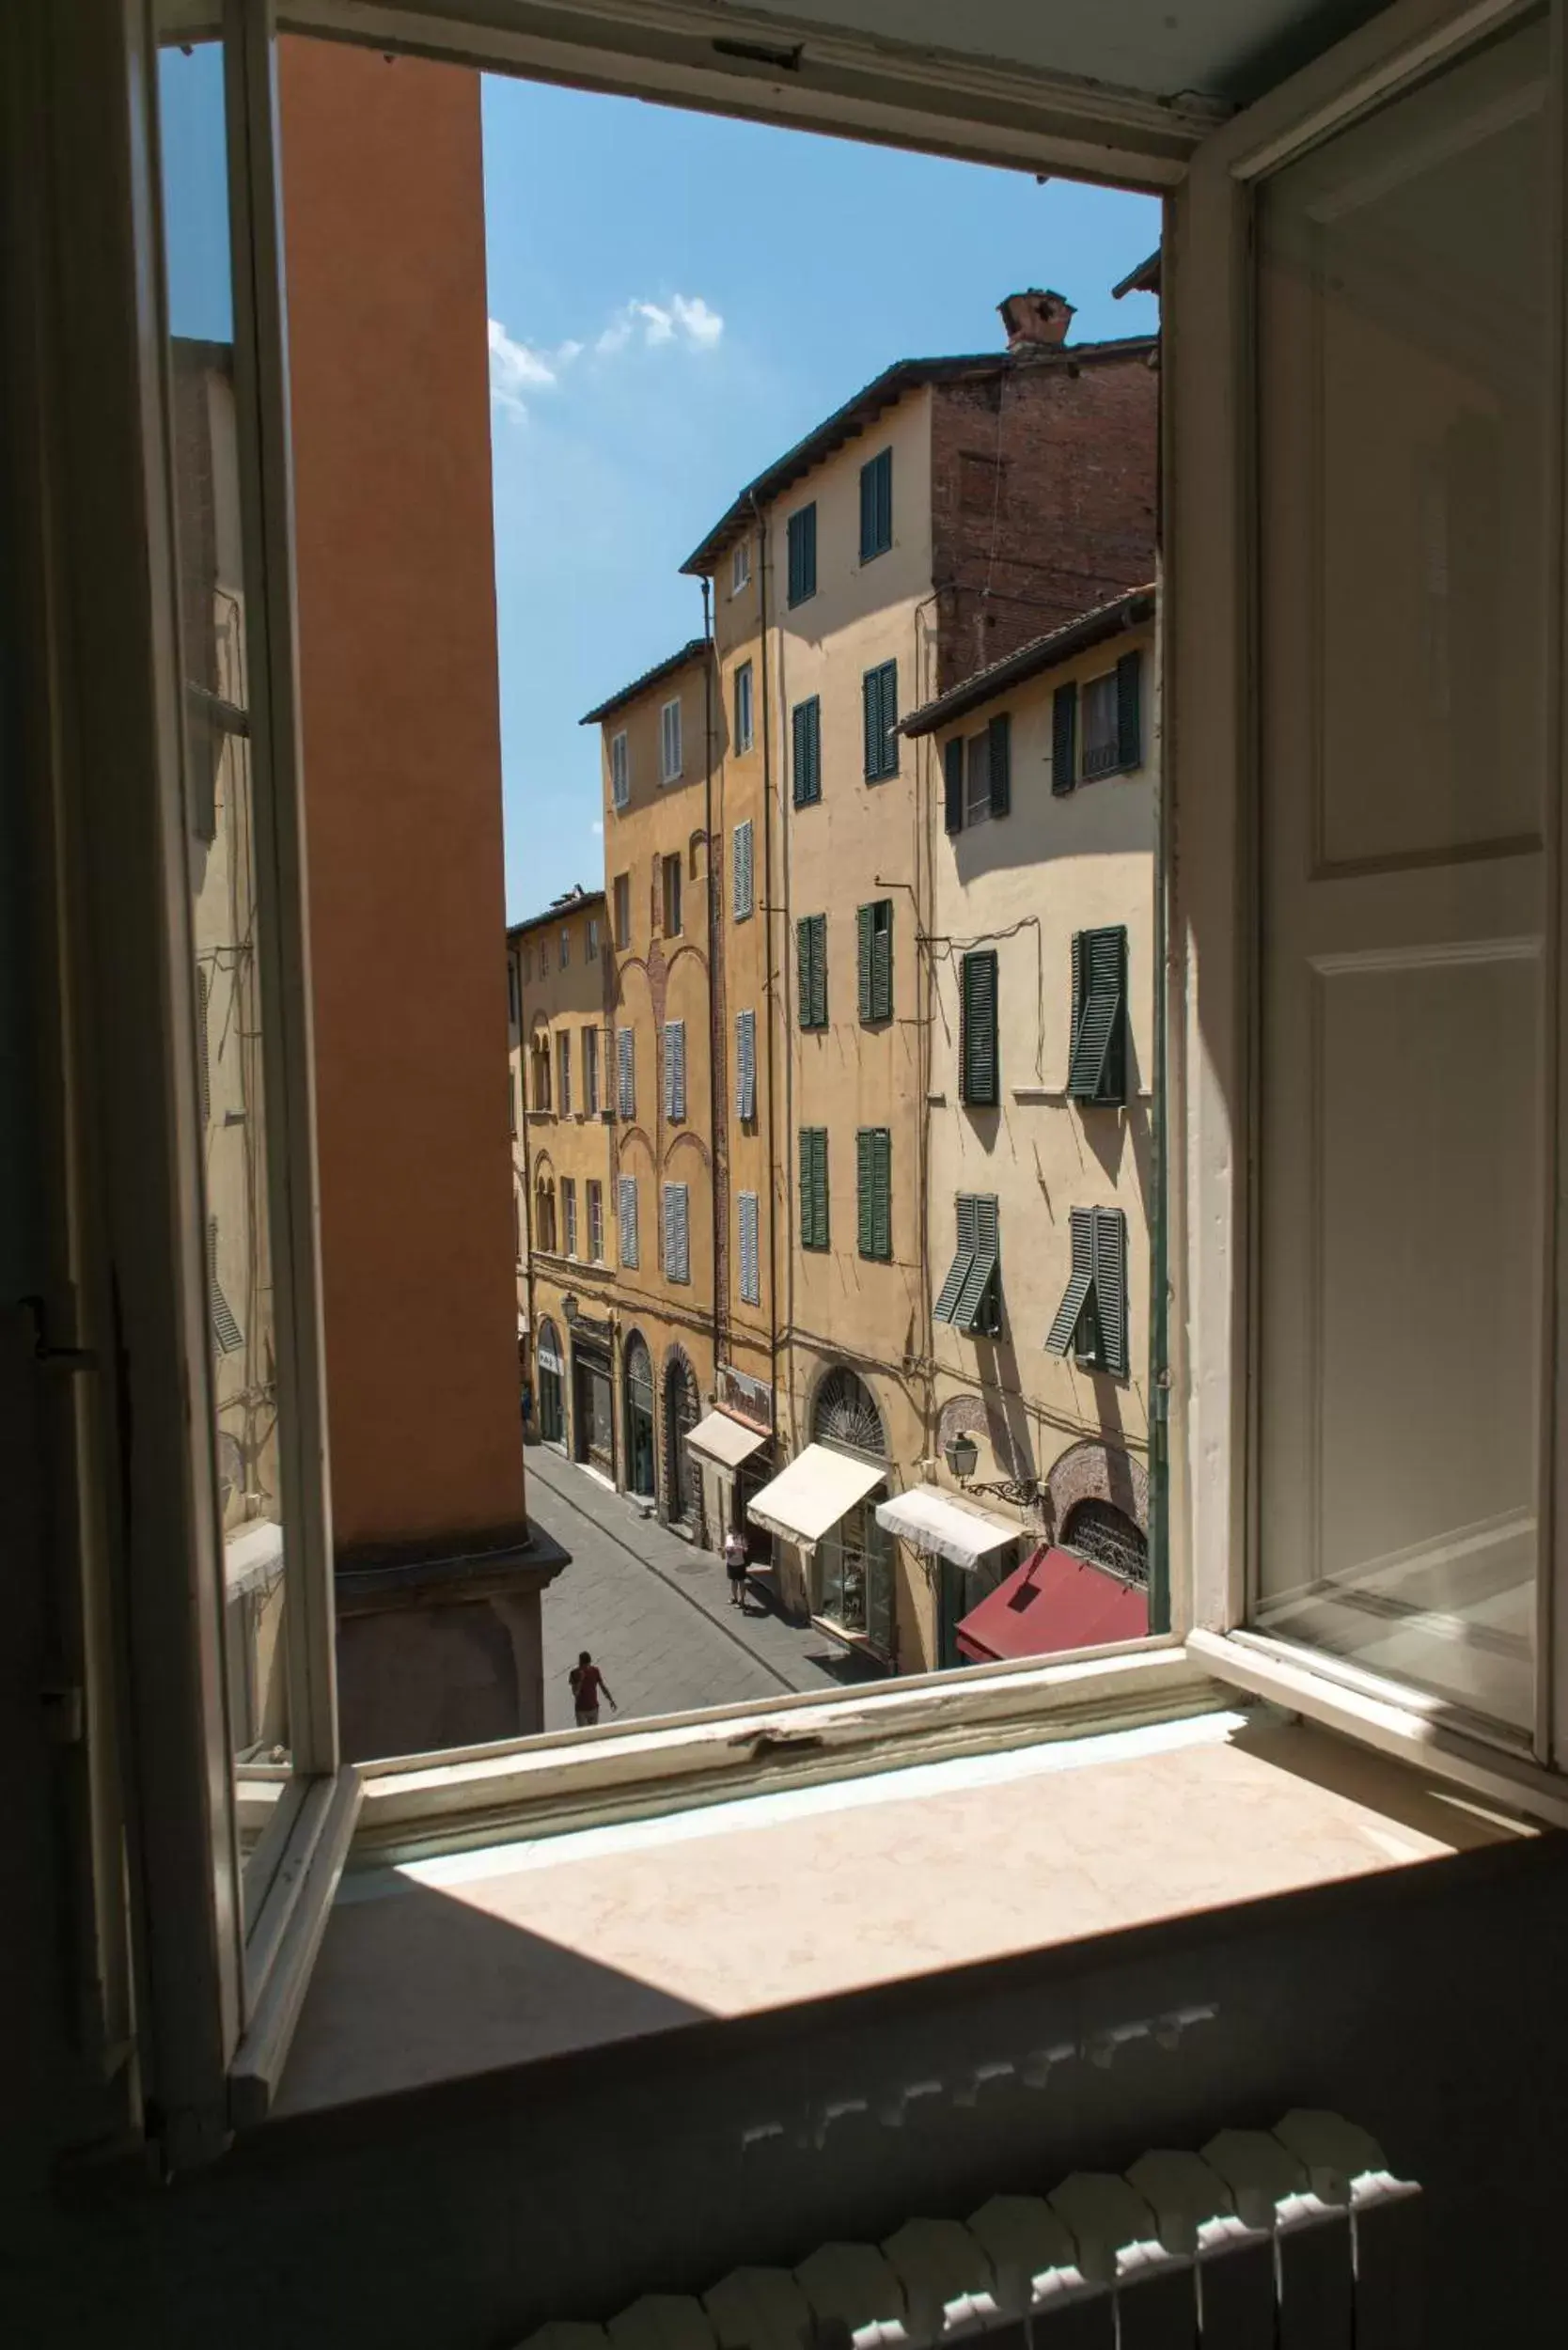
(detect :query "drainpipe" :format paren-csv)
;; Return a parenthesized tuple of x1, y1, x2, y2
(751, 493, 781, 1446)
(701, 574, 723, 1412)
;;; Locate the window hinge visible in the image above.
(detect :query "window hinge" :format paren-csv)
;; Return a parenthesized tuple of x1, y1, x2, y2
(42, 1684, 85, 1745)
(19, 1293, 97, 1372)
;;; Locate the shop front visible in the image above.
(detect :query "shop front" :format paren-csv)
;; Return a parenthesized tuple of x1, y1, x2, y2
(568, 1311, 616, 1479)
(745, 1441, 894, 1663)
(685, 1408, 769, 1560)
(873, 1485, 1024, 1670)
(536, 1318, 564, 1447)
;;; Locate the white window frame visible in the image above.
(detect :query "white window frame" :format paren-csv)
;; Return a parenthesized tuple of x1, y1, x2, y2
(610, 728, 629, 809)
(660, 695, 682, 783)
(587, 1179, 604, 1263)
(558, 926, 570, 969)
(582, 1023, 599, 1116)
(730, 536, 751, 595)
(69, 0, 1568, 2167)
(556, 1030, 572, 1118)
(734, 659, 754, 754)
(1080, 668, 1120, 779)
(587, 916, 599, 962)
(613, 871, 631, 948)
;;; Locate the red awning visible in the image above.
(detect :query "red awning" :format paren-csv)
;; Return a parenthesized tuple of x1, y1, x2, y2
(954, 1544, 1147, 1664)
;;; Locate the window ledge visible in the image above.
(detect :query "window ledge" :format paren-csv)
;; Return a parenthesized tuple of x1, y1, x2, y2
(1187, 1628, 1568, 1831)
(273, 1705, 1531, 2125)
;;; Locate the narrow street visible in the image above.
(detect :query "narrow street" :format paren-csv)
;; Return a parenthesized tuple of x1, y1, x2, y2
(525, 1442, 881, 1731)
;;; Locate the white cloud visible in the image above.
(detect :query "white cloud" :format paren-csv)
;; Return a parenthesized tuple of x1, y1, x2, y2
(596, 294, 725, 358)
(590, 819, 604, 836)
(491, 296, 724, 415)
(488, 317, 564, 419)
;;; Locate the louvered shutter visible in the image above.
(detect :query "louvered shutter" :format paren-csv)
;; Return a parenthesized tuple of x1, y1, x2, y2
(617, 1026, 635, 1118)
(664, 1020, 686, 1121)
(813, 1131, 828, 1250)
(860, 448, 891, 558)
(735, 1008, 756, 1120)
(960, 949, 999, 1106)
(800, 1129, 828, 1250)
(1092, 1206, 1128, 1376)
(953, 1193, 999, 1331)
(732, 819, 754, 919)
(944, 738, 964, 835)
(663, 1183, 690, 1282)
(871, 1129, 891, 1261)
(788, 504, 816, 605)
(856, 904, 874, 1024)
(792, 697, 821, 807)
(873, 901, 892, 1022)
(1068, 926, 1126, 1103)
(1052, 680, 1078, 795)
(209, 1216, 243, 1354)
(862, 668, 880, 780)
(860, 458, 876, 559)
(856, 1129, 874, 1257)
(879, 663, 898, 775)
(987, 712, 1011, 817)
(196, 966, 211, 1126)
(618, 1175, 639, 1268)
(797, 915, 826, 1029)
(1116, 650, 1142, 769)
(796, 919, 811, 1029)
(934, 1194, 979, 1322)
(1045, 1208, 1097, 1356)
(738, 1190, 760, 1306)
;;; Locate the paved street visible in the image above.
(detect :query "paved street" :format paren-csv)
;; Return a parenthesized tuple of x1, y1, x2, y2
(527, 1442, 884, 1731)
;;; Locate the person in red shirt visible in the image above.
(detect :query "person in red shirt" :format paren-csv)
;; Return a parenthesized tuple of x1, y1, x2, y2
(569, 1650, 618, 1729)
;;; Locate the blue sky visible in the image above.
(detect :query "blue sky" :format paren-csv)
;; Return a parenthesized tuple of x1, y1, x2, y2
(156, 46, 1160, 928)
(481, 77, 1160, 923)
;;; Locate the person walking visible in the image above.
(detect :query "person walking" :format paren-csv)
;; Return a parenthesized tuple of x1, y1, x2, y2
(724, 1527, 749, 1609)
(568, 1650, 617, 1728)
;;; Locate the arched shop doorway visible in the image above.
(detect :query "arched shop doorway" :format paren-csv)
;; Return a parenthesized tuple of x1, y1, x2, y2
(536, 1318, 564, 1447)
(811, 1367, 895, 1658)
(624, 1333, 656, 1499)
(665, 1350, 700, 1529)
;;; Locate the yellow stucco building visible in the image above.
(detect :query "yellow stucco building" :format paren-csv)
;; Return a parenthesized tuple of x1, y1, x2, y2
(898, 587, 1159, 1668)
(682, 308, 1158, 1672)
(509, 886, 615, 1471)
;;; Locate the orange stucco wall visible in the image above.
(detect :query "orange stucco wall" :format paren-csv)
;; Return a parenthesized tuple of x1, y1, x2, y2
(279, 40, 525, 1557)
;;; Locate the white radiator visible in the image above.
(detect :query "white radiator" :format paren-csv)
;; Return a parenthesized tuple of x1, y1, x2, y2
(517, 2112, 1419, 2350)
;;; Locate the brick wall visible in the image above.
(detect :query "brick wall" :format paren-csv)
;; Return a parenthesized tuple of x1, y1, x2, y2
(930, 343, 1158, 693)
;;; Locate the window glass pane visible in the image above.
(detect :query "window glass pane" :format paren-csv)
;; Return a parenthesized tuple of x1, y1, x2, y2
(1255, 16, 1550, 1733)
(1081, 673, 1119, 775)
(964, 733, 992, 825)
(156, 22, 296, 1892)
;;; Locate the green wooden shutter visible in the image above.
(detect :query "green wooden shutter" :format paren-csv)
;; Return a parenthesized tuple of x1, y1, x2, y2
(788, 504, 817, 605)
(953, 1192, 998, 1330)
(987, 712, 1011, 817)
(856, 1128, 874, 1257)
(873, 1129, 891, 1261)
(792, 697, 821, 807)
(1092, 1205, 1128, 1376)
(857, 903, 873, 1025)
(860, 450, 891, 560)
(798, 916, 826, 1030)
(873, 900, 892, 1022)
(1067, 925, 1126, 1103)
(1045, 1209, 1097, 1356)
(862, 668, 880, 779)
(1116, 650, 1142, 769)
(799, 1128, 829, 1250)
(878, 662, 898, 776)
(960, 948, 998, 1106)
(933, 1194, 979, 1322)
(1052, 681, 1078, 796)
(944, 738, 964, 834)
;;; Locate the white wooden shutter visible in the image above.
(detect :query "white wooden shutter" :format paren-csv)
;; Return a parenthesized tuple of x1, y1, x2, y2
(738, 1190, 760, 1306)
(663, 1183, 689, 1283)
(735, 1009, 756, 1120)
(617, 1026, 635, 1118)
(618, 1175, 638, 1268)
(664, 1020, 686, 1121)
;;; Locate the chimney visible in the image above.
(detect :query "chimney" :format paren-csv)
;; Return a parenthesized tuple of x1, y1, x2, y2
(997, 288, 1075, 352)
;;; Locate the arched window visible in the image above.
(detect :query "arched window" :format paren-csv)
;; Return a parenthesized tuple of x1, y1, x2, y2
(812, 1365, 887, 1459)
(665, 1350, 700, 1526)
(1060, 1497, 1148, 1589)
(624, 1333, 655, 1499)
(535, 1316, 564, 1445)
(810, 1367, 893, 1657)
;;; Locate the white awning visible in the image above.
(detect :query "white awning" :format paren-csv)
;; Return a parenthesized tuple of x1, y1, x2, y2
(746, 1443, 884, 1550)
(874, 1487, 1020, 1571)
(686, 1410, 767, 1471)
